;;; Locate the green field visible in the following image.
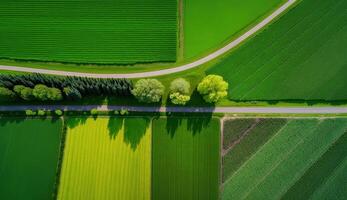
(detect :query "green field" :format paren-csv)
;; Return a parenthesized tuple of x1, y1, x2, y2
(208, 0, 347, 101)
(222, 118, 347, 200)
(0, 0, 177, 64)
(152, 117, 220, 200)
(183, 0, 285, 59)
(57, 117, 151, 200)
(0, 118, 62, 200)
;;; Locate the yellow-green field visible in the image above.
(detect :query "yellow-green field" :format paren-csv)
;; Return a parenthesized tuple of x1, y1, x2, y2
(57, 117, 151, 200)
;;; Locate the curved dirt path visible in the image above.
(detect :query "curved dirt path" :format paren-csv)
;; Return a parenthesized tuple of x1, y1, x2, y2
(0, 0, 296, 78)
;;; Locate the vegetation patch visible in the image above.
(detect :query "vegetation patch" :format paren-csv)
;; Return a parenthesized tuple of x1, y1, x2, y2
(184, 0, 285, 59)
(57, 117, 151, 200)
(0, 118, 63, 200)
(208, 0, 347, 101)
(0, 0, 177, 64)
(222, 118, 347, 200)
(152, 117, 220, 200)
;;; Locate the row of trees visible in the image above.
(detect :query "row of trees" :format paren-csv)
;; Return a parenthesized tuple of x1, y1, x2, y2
(0, 74, 228, 104)
(0, 84, 63, 101)
(0, 74, 133, 97)
(0, 74, 133, 101)
(131, 75, 228, 104)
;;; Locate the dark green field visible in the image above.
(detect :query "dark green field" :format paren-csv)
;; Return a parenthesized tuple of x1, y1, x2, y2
(0, 118, 62, 200)
(0, 0, 177, 64)
(208, 0, 347, 101)
(222, 118, 347, 200)
(152, 117, 220, 200)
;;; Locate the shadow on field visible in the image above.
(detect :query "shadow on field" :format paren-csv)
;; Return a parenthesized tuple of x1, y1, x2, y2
(65, 117, 88, 129)
(123, 118, 150, 151)
(0, 116, 61, 127)
(165, 112, 213, 137)
(107, 117, 124, 140)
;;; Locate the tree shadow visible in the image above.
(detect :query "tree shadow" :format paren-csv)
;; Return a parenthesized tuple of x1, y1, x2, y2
(65, 117, 88, 129)
(186, 114, 213, 135)
(165, 112, 213, 137)
(107, 117, 124, 140)
(0, 116, 26, 126)
(123, 118, 150, 151)
(165, 117, 183, 138)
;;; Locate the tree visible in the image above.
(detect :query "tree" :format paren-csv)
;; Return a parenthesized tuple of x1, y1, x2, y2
(0, 87, 16, 101)
(170, 78, 190, 94)
(90, 109, 98, 116)
(13, 85, 26, 94)
(169, 78, 191, 105)
(197, 75, 228, 103)
(170, 92, 191, 105)
(48, 88, 63, 101)
(25, 109, 36, 116)
(37, 109, 46, 116)
(32, 84, 51, 101)
(14, 85, 34, 101)
(55, 109, 63, 116)
(131, 79, 165, 103)
(63, 87, 82, 100)
(32, 84, 62, 101)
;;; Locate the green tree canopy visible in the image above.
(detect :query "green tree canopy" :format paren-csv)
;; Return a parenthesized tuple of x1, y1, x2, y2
(170, 78, 190, 95)
(0, 87, 16, 101)
(197, 75, 228, 103)
(63, 87, 82, 100)
(14, 85, 34, 101)
(32, 84, 63, 101)
(169, 78, 191, 105)
(132, 79, 165, 103)
(169, 92, 191, 105)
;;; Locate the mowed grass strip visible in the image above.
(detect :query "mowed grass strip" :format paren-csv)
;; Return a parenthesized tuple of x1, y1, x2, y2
(184, 0, 285, 59)
(208, 0, 347, 101)
(57, 117, 151, 200)
(0, 0, 177, 64)
(222, 118, 347, 200)
(0, 118, 62, 200)
(152, 117, 220, 200)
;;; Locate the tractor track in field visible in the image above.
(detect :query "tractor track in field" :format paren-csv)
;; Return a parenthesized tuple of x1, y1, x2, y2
(0, 0, 297, 78)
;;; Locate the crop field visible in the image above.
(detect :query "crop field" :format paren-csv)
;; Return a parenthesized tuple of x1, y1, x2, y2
(222, 118, 347, 200)
(0, 118, 63, 200)
(184, 0, 285, 59)
(208, 0, 347, 101)
(0, 0, 177, 64)
(57, 117, 151, 200)
(152, 117, 220, 200)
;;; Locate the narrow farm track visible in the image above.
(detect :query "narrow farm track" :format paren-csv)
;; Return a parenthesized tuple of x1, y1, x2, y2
(0, 105, 347, 114)
(0, 0, 296, 78)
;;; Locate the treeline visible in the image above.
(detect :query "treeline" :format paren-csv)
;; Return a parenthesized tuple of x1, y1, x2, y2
(0, 74, 133, 101)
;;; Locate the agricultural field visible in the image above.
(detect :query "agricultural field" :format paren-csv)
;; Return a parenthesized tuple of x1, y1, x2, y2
(152, 117, 220, 200)
(57, 117, 151, 200)
(0, 0, 177, 64)
(183, 0, 285, 59)
(208, 0, 347, 101)
(0, 118, 63, 200)
(222, 118, 347, 200)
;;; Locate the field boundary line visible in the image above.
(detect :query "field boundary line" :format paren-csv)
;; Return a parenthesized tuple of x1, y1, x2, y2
(0, 0, 297, 78)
